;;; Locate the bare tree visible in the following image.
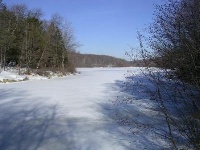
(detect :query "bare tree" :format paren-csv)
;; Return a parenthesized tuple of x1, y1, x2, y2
(126, 0, 200, 149)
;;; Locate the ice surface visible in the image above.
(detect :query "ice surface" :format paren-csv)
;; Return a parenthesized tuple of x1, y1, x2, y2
(0, 67, 169, 150)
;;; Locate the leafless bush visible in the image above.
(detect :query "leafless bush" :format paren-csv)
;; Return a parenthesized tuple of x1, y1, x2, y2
(125, 0, 200, 149)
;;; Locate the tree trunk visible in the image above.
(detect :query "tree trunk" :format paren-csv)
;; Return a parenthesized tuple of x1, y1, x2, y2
(61, 52, 65, 70)
(0, 47, 3, 69)
(3, 46, 6, 71)
(37, 46, 47, 70)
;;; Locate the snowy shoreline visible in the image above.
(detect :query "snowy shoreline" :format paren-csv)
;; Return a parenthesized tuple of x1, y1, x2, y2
(0, 68, 77, 83)
(0, 67, 138, 83)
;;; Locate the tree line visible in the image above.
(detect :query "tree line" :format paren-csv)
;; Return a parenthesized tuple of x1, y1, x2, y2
(69, 52, 134, 67)
(0, 1, 77, 74)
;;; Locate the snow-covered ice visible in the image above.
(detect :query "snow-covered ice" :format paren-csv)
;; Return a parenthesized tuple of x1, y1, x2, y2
(0, 67, 169, 150)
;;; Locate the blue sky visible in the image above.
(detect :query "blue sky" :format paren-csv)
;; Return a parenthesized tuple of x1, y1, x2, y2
(3, 0, 165, 59)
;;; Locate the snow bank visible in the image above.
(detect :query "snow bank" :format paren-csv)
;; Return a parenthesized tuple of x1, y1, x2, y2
(0, 70, 48, 83)
(0, 68, 75, 83)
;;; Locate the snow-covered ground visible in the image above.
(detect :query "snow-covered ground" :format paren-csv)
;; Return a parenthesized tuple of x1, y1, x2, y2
(0, 68, 72, 83)
(0, 67, 169, 150)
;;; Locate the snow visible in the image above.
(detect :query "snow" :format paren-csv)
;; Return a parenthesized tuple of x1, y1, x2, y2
(0, 69, 49, 83)
(0, 68, 77, 83)
(0, 67, 169, 150)
(0, 70, 26, 81)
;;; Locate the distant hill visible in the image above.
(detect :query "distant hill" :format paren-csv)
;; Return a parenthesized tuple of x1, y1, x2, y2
(68, 52, 152, 68)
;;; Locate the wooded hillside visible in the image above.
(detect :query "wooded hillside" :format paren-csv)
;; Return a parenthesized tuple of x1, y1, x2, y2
(69, 52, 134, 67)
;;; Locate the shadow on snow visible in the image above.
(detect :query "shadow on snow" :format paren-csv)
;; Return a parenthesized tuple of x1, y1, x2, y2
(98, 74, 172, 149)
(0, 89, 78, 150)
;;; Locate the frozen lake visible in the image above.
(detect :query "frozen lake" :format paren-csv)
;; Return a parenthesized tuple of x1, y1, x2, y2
(0, 67, 168, 150)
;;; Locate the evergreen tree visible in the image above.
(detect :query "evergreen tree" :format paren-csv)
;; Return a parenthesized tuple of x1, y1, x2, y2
(0, 3, 77, 73)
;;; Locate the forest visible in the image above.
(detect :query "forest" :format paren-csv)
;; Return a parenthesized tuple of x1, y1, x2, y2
(69, 52, 132, 67)
(0, 1, 76, 74)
